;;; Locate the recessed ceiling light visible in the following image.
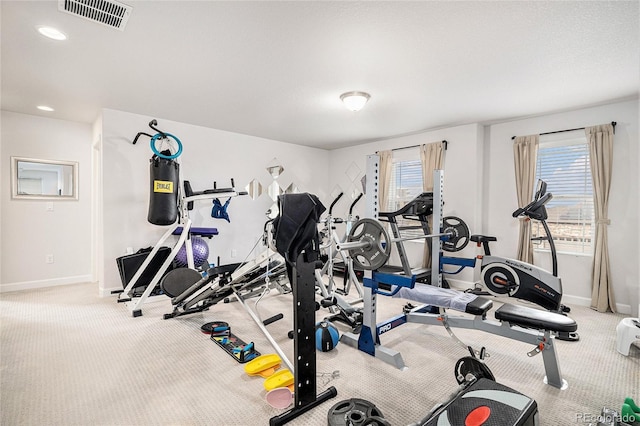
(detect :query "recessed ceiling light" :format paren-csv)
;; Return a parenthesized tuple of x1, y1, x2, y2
(36, 26, 67, 41)
(37, 105, 55, 112)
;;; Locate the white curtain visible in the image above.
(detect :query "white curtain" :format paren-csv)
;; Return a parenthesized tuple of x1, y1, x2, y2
(513, 135, 539, 263)
(420, 142, 446, 268)
(586, 124, 615, 313)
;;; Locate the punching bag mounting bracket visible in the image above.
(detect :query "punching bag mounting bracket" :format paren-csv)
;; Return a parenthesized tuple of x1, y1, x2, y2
(132, 119, 168, 145)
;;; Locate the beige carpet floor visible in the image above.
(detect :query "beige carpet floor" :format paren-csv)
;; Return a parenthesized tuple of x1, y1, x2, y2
(1, 281, 638, 425)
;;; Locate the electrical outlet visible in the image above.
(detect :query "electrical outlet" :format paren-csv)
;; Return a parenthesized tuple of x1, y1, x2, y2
(45, 254, 54, 264)
(231, 249, 237, 258)
(46, 202, 54, 212)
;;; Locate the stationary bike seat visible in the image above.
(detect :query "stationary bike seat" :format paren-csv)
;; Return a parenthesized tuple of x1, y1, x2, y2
(471, 235, 496, 255)
(470, 235, 496, 243)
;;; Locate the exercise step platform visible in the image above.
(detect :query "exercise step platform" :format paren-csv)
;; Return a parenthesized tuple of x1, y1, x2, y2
(422, 378, 538, 426)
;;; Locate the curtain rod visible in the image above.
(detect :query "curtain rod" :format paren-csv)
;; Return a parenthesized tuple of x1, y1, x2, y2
(378, 140, 448, 153)
(511, 121, 616, 140)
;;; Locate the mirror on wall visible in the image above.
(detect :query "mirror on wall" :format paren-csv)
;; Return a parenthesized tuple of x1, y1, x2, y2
(11, 157, 78, 200)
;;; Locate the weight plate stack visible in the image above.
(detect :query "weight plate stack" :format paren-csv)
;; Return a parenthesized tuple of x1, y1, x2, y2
(327, 398, 389, 426)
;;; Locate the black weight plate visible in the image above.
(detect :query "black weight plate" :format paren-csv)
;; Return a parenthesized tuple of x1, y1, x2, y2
(200, 321, 229, 335)
(455, 356, 495, 384)
(347, 219, 391, 271)
(362, 416, 391, 426)
(328, 398, 385, 426)
(160, 267, 203, 298)
(442, 216, 470, 252)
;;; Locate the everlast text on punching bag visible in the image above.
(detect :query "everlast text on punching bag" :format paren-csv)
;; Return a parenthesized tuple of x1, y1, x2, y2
(148, 153, 179, 225)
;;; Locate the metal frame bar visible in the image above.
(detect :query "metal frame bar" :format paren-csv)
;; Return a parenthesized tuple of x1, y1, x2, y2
(431, 169, 444, 288)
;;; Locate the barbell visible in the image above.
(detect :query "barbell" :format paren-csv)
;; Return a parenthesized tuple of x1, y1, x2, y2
(336, 216, 470, 271)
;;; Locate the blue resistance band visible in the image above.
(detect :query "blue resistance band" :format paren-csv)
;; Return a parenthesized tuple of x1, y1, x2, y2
(150, 132, 183, 159)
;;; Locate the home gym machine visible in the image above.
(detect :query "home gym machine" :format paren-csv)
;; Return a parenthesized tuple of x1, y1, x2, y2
(159, 247, 289, 321)
(112, 120, 247, 317)
(336, 155, 577, 389)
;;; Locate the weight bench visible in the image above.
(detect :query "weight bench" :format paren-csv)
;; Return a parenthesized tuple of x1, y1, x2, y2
(341, 271, 577, 389)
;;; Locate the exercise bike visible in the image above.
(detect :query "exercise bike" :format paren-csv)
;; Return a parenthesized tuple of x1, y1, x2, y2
(445, 180, 579, 341)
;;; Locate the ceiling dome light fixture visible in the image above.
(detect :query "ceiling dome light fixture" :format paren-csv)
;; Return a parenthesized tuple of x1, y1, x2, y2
(36, 26, 67, 41)
(340, 91, 371, 112)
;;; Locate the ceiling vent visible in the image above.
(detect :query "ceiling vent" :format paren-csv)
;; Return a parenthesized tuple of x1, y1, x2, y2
(58, 0, 132, 31)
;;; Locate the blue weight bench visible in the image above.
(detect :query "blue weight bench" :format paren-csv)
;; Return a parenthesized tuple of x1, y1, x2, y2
(340, 271, 577, 389)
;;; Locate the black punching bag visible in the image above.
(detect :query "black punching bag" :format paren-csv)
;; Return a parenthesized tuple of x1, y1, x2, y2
(147, 154, 179, 225)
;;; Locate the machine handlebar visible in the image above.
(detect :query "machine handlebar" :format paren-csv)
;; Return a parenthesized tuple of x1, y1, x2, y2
(329, 192, 344, 215)
(512, 192, 552, 220)
(349, 193, 364, 215)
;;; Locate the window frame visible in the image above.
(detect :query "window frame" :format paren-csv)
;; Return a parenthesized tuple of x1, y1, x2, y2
(533, 132, 594, 256)
(385, 148, 427, 240)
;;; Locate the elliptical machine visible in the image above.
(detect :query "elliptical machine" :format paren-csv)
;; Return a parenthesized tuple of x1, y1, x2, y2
(476, 180, 579, 341)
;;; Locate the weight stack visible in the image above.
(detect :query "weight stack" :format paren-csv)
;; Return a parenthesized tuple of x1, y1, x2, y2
(422, 378, 538, 426)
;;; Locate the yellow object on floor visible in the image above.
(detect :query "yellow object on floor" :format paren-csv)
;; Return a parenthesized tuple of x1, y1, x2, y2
(263, 369, 294, 391)
(244, 354, 282, 378)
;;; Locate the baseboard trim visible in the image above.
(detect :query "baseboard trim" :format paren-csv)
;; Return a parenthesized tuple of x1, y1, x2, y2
(0, 275, 93, 293)
(558, 294, 591, 308)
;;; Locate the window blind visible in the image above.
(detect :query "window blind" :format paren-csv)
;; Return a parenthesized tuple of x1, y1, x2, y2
(534, 138, 594, 254)
(387, 159, 425, 238)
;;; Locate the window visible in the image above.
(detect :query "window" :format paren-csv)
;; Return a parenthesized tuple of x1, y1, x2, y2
(386, 149, 425, 238)
(533, 134, 594, 255)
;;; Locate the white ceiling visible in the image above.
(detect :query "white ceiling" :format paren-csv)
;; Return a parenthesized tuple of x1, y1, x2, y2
(2, 1, 638, 150)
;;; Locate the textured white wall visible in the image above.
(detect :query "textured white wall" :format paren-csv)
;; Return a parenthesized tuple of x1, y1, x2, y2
(328, 99, 638, 314)
(3, 99, 637, 316)
(0, 111, 92, 290)
(99, 109, 330, 294)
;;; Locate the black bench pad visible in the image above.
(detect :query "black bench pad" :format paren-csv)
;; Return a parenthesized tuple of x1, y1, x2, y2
(466, 297, 494, 316)
(495, 303, 577, 333)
